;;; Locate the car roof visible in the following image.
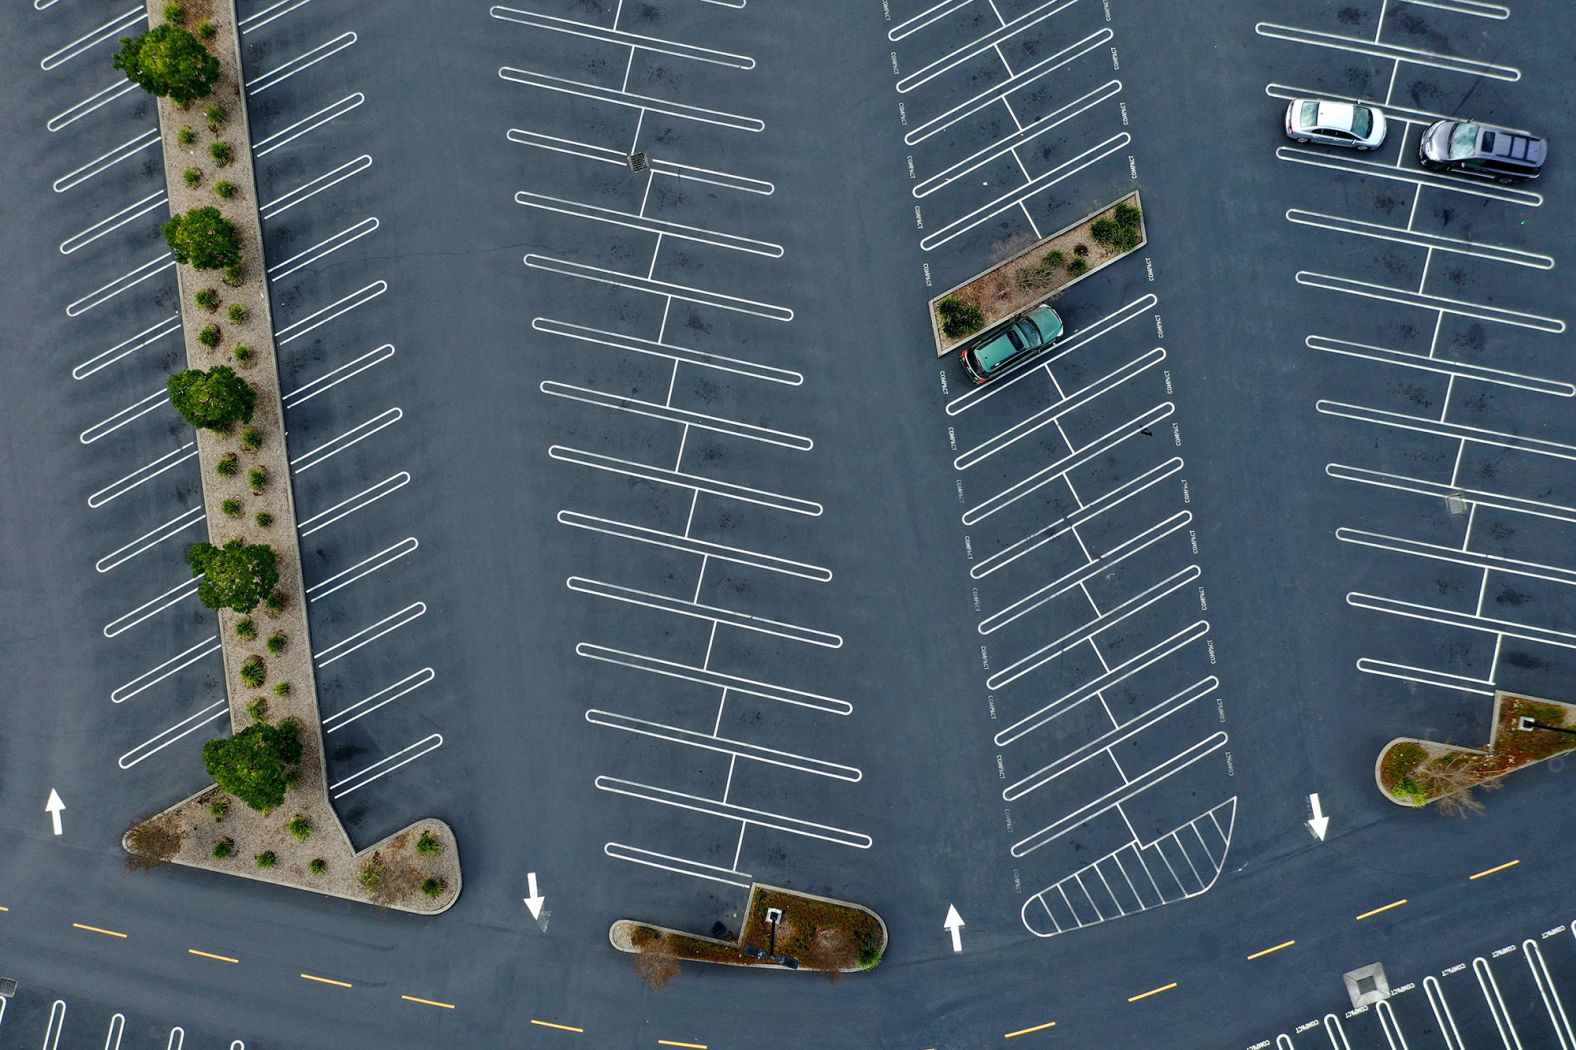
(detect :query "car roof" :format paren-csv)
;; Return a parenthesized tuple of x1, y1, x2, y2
(1480, 127, 1546, 166)
(1315, 101, 1359, 131)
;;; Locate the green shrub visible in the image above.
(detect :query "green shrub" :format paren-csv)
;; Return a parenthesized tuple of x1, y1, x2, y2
(266, 631, 287, 654)
(162, 207, 240, 270)
(255, 511, 274, 528)
(1394, 776, 1430, 806)
(255, 850, 277, 869)
(210, 797, 229, 820)
(358, 864, 382, 891)
(239, 656, 266, 688)
(112, 25, 219, 105)
(204, 103, 226, 130)
(309, 858, 327, 876)
(232, 344, 253, 366)
(1090, 217, 1118, 246)
(222, 263, 243, 286)
(273, 681, 291, 698)
(168, 365, 254, 430)
(214, 179, 237, 199)
(209, 141, 233, 166)
(202, 719, 302, 812)
(183, 166, 202, 186)
(194, 288, 218, 310)
(416, 831, 443, 857)
(246, 697, 268, 722)
(164, 3, 184, 24)
(239, 427, 262, 451)
(1093, 208, 1142, 252)
(227, 303, 249, 324)
(215, 452, 238, 477)
(858, 943, 883, 969)
(1114, 201, 1142, 231)
(235, 618, 256, 640)
(420, 877, 446, 899)
(186, 539, 278, 613)
(212, 837, 234, 860)
(197, 324, 221, 348)
(197, 19, 216, 38)
(937, 296, 985, 339)
(288, 815, 313, 841)
(264, 590, 287, 615)
(248, 466, 268, 493)
(1067, 256, 1089, 276)
(221, 497, 242, 517)
(1044, 249, 1066, 269)
(178, 126, 196, 145)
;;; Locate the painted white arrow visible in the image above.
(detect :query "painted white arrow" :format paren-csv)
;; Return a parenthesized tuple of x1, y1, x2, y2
(45, 789, 65, 836)
(943, 904, 965, 953)
(1307, 792, 1329, 841)
(523, 872, 545, 919)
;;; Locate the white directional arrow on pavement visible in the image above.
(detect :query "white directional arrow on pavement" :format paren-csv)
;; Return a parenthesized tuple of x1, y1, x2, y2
(943, 904, 965, 953)
(45, 789, 65, 836)
(1306, 792, 1329, 841)
(523, 871, 545, 919)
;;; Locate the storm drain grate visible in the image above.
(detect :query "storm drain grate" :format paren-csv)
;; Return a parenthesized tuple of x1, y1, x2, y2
(627, 151, 650, 173)
(1446, 492, 1468, 515)
(1343, 963, 1391, 1009)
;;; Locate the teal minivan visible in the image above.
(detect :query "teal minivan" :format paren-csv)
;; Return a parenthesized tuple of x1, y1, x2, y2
(959, 305, 1064, 385)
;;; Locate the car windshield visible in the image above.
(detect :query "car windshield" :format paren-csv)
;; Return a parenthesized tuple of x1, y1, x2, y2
(1448, 122, 1481, 160)
(1350, 107, 1372, 137)
(974, 328, 1024, 373)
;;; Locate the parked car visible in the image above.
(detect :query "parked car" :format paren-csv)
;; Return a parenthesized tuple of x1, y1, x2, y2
(1284, 98, 1388, 150)
(1419, 120, 1546, 182)
(959, 305, 1064, 385)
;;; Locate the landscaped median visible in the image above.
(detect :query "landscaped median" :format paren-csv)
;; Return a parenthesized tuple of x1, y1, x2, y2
(928, 190, 1147, 357)
(610, 884, 886, 987)
(115, 0, 459, 913)
(1376, 691, 1576, 815)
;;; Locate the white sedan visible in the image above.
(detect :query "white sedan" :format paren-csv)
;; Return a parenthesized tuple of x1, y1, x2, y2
(1284, 98, 1388, 150)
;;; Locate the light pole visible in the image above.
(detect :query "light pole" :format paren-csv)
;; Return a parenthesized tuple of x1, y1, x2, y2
(1517, 716, 1576, 737)
(765, 907, 782, 957)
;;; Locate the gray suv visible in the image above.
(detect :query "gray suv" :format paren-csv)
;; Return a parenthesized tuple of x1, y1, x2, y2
(1419, 120, 1546, 183)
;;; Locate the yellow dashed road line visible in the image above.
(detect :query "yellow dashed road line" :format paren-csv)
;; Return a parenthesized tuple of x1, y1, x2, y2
(1470, 859, 1519, 880)
(299, 973, 353, 988)
(401, 994, 455, 1010)
(1355, 898, 1408, 921)
(1247, 939, 1296, 960)
(187, 948, 238, 964)
(1003, 1019, 1056, 1038)
(657, 1040, 707, 1049)
(531, 1019, 584, 1034)
(72, 922, 127, 939)
(1128, 982, 1178, 1003)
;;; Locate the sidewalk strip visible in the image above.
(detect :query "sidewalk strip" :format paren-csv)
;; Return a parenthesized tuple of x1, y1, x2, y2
(532, 1020, 585, 1034)
(72, 922, 127, 939)
(1356, 898, 1408, 921)
(1004, 1019, 1056, 1038)
(1247, 940, 1296, 961)
(1128, 982, 1178, 1003)
(401, 994, 455, 1010)
(300, 973, 352, 988)
(187, 949, 239, 964)
(1470, 859, 1520, 880)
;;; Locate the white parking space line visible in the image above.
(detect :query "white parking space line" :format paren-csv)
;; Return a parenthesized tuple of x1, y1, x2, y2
(289, 408, 402, 472)
(896, 0, 1081, 94)
(284, 344, 396, 409)
(300, 472, 411, 536)
(1275, 148, 1542, 206)
(1004, 677, 1215, 801)
(1350, 592, 1576, 651)
(60, 190, 167, 255)
(962, 403, 1172, 526)
(1524, 940, 1576, 1050)
(974, 457, 1183, 580)
(541, 381, 810, 450)
(66, 254, 172, 317)
(568, 577, 842, 648)
(52, 128, 159, 193)
(39, 5, 141, 70)
(1339, 527, 1576, 587)
(491, 6, 755, 68)
(987, 566, 1200, 692)
(921, 133, 1130, 252)
(254, 93, 366, 158)
(275, 281, 388, 344)
(112, 635, 218, 705)
(74, 315, 181, 381)
(259, 155, 374, 220)
(47, 78, 140, 132)
(330, 734, 443, 798)
(559, 511, 831, 581)
(104, 577, 199, 638)
(533, 318, 801, 384)
(307, 537, 419, 603)
(1308, 335, 1575, 397)
(1011, 732, 1229, 857)
(956, 348, 1165, 470)
(1426, 975, 1468, 1050)
(904, 28, 1111, 146)
(1255, 22, 1520, 80)
(515, 191, 782, 257)
(239, 0, 316, 34)
(79, 389, 166, 444)
(550, 445, 821, 514)
(890, 0, 973, 40)
(248, 32, 357, 95)
(499, 67, 763, 132)
(606, 842, 751, 886)
(586, 710, 860, 781)
(1356, 657, 1495, 696)
(1474, 956, 1526, 1050)
(594, 776, 872, 848)
(267, 218, 380, 280)
(1297, 272, 1566, 333)
(96, 507, 204, 573)
(324, 668, 435, 733)
(103, 1013, 125, 1050)
(526, 255, 792, 321)
(1399, 0, 1508, 16)
(43, 1000, 65, 1050)
(1318, 400, 1576, 460)
(578, 643, 852, 714)
(316, 603, 427, 667)
(1329, 463, 1576, 526)
(1376, 1001, 1409, 1050)
(508, 130, 774, 195)
(1287, 210, 1553, 269)
(981, 512, 1190, 635)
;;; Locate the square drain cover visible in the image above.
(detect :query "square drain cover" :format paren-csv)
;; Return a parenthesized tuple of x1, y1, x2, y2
(1344, 963, 1391, 1009)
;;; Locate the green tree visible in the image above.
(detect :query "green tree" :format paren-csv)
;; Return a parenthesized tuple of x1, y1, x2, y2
(187, 539, 278, 614)
(201, 720, 302, 813)
(112, 24, 219, 105)
(167, 365, 255, 430)
(162, 207, 241, 270)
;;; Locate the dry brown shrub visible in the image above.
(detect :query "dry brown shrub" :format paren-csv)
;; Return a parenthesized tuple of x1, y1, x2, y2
(1419, 756, 1504, 818)
(635, 936, 680, 990)
(125, 813, 186, 871)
